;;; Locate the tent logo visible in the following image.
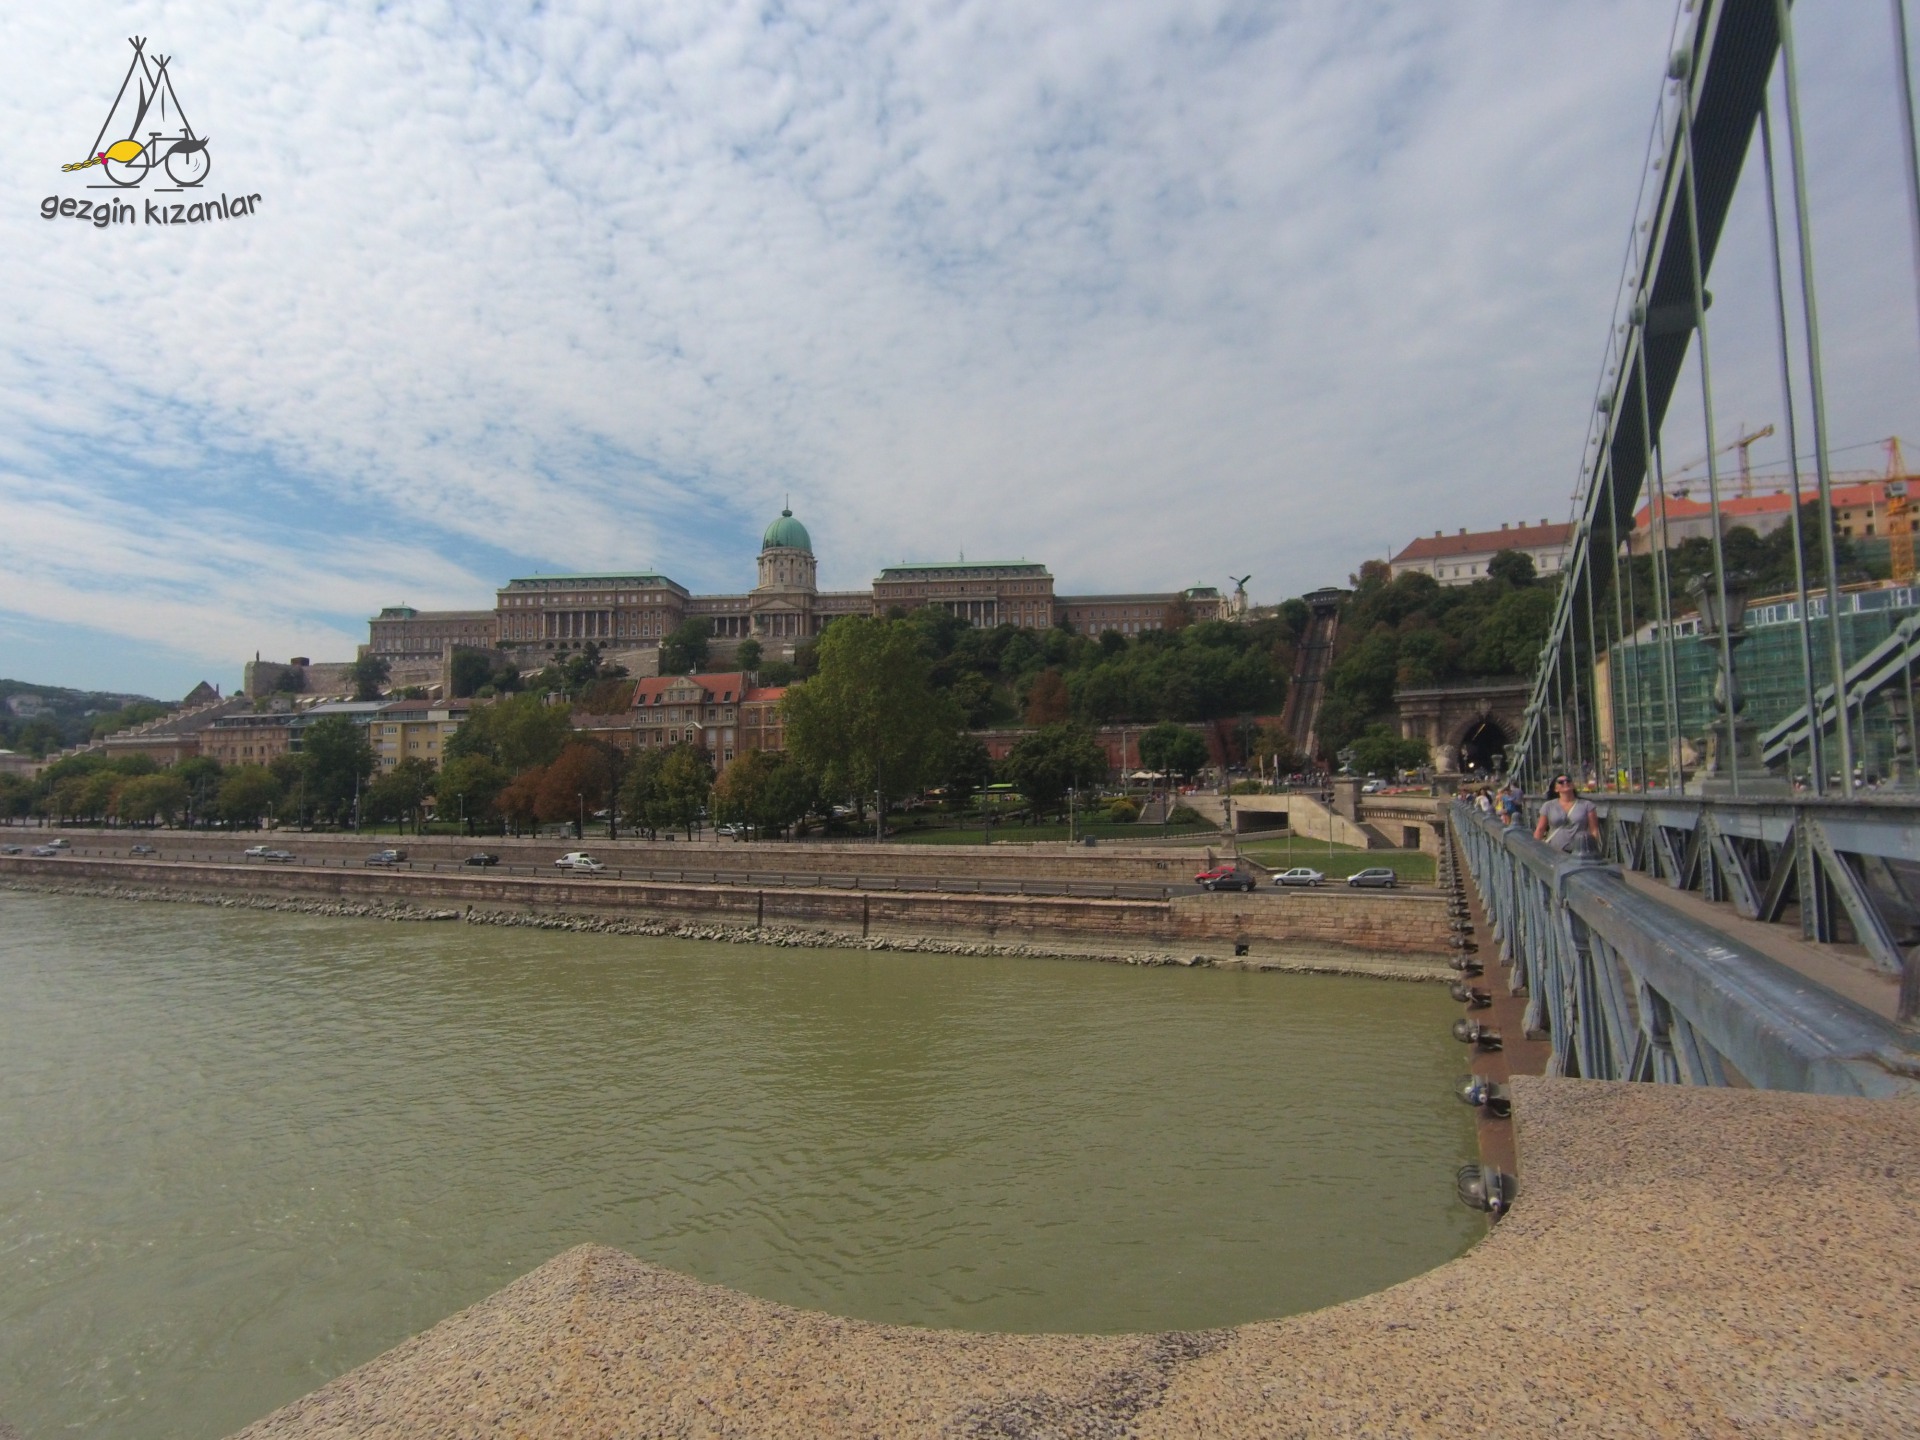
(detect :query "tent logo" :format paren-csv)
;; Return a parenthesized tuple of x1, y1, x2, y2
(41, 37, 261, 228)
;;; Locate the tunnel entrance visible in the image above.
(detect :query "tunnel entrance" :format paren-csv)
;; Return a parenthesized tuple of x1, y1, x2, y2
(1457, 717, 1510, 776)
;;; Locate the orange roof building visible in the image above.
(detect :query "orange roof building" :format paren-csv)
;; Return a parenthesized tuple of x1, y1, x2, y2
(1389, 519, 1572, 586)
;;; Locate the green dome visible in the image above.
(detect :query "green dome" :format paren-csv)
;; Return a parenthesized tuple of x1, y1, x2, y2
(762, 508, 812, 553)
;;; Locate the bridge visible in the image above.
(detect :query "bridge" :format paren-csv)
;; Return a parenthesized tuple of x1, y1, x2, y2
(1452, 0, 1920, 1161)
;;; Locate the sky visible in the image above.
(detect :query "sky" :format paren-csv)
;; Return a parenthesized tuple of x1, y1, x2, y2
(3, 0, 1917, 698)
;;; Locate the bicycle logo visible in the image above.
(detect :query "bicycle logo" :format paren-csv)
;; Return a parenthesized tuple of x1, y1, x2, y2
(63, 37, 211, 189)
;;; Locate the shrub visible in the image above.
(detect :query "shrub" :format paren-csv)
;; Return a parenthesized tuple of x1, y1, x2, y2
(1228, 779, 1265, 795)
(1106, 797, 1140, 824)
(1168, 804, 1204, 825)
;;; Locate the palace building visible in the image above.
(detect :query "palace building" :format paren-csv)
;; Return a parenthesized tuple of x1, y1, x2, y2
(366, 506, 1228, 674)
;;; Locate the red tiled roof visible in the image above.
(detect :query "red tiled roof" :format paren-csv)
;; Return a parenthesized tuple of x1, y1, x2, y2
(1631, 481, 1888, 529)
(629, 671, 749, 708)
(742, 686, 788, 705)
(1392, 521, 1571, 563)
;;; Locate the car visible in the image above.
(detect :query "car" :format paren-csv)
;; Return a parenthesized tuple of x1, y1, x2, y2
(1195, 865, 1258, 892)
(463, 852, 500, 867)
(570, 857, 606, 873)
(45, 837, 70, 849)
(1, 844, 22, 855)
(261, 849, 295, 863)
(554, 851, 602, 870)
(1346, 867, 1398, 888)
(30, 844, 61, 857)
(243, 844, 273, 858)
(1274, 867, 1326, 887)
(364, 850, 407, 866)
(129, 844, 157, 857)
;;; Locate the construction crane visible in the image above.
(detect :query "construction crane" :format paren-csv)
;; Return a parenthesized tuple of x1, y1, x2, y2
(1887, 437, 1914, 585)
(1663, 422, 1776, 499)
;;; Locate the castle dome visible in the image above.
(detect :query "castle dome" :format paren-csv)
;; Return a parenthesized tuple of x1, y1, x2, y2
(762, 508, 812, 553)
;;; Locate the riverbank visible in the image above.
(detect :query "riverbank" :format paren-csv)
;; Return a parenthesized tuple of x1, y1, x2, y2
(227, 1076, 1920, 1437)
(0, 875, 1451, 980)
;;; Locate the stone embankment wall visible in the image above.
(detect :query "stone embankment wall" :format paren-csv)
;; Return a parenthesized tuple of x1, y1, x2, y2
(0, 855, 1451, 955)
(24, 828, 1230, 883)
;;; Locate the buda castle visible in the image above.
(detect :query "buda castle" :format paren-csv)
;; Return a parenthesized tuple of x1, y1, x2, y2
(358, 507, 1228, 689)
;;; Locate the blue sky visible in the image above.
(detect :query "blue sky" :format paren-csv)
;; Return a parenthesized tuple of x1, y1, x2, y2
(4, 0, 1917, 698)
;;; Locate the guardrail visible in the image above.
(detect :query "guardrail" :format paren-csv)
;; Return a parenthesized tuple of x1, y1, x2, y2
(1449, 802, 1920, 1096)
(1591, 793, 1920, 1024)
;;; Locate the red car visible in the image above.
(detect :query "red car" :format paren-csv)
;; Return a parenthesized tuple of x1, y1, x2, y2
(1195, 865, 1257, 892)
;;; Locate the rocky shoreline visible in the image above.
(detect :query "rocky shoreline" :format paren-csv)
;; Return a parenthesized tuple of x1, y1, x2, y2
(2, 877, 1450, 981)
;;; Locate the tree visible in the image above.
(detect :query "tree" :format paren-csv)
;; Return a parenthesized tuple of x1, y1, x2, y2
(1486, 549, 1537, 588)
(115, 772, 189, 825)
(450, 649, 495, 699)
(1024, 668, 1071, 725)
(712, 750, 815, 838)
(174, 756, 225, 826)
(435, 753, 509, 832)
(1139, 721, 1209, 780)
(1254, 722, 1306, 778)
(735, 637, 763, 671)
(445, 692, 573, 775)
(935, 732, 993, 809)
(621, 743, 714, 838)
(301, 715, 376, 823)
(533, 742, 614, 834)
(783, 616, 965, 822)
(365, 757, 437, 831)
(217, 765, 281, 827)
(1349, 723, 1430, 777)
(1002, 724, 1109, 818)
(352, 654, 392, 701)
(661, 618, 712, 675)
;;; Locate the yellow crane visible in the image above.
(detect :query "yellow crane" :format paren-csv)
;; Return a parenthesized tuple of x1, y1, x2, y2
(1887, 437, 1914, 585)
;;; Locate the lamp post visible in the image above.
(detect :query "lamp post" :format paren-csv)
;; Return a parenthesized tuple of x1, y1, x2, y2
(577, 791, 585, 840)
(1689, 573, 1783, 795)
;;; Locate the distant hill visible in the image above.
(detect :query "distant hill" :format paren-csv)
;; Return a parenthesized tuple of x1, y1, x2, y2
(0, 678, 177, 758)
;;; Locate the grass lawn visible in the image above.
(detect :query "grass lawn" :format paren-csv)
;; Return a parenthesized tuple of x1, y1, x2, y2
(1237, 836, 1436, 884)
(887, 820, 1219, 844)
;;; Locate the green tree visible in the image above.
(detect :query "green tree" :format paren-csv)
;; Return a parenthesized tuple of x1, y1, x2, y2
(174, 756, 225, 826)
(445, 693, 573, 775)
(1002, 724, 1109, 818)
(621, 743, 714, 838)
(712, 750, 815, 838)
(352, 654, 392, 701)
(735, 637, 764, 671)
(1349, 723, 1430, 777)
(301, 715, 376, 823)
(1485, 549, 1537, 587)
(365, 757, 437, 831)
(1139, 721, 1209, 780)
(217, 765, 281, 827)
(450, 649, 495, 699)
(661, 619, 712, 675)
(783, 616, 964, 823)
(435, 753, 509, 833)
(115, 772, 189, 825)
(935, 732, 993, 809)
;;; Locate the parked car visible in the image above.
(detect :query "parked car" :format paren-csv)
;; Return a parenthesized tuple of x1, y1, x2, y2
(555, 851, 602, 871)
(1361, 779, 1388, 793)
(243, 844, 273, 858)
(463, 852, 500, 867)
(30, 844, 61, 857)
(129, 844, 157, 857)
(1273, 867, 1325, 887)
(262, 850, 295, 863)
(1195, 865, 1257, 892)
(1346, 867, 1398, 888)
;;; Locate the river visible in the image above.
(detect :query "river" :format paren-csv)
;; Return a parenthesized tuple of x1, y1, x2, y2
(0, 890, 1479, 1437)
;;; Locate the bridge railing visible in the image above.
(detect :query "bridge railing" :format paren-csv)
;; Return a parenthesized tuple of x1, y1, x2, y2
(1449, 801, 1920, 1096)
(1590, 792, 1920, 1023)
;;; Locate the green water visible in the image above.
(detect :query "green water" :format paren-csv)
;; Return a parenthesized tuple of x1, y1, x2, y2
(0, 891, 1479, 1438)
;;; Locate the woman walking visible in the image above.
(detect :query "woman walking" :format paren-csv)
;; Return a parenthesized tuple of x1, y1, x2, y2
(1534, 774, 1601, 855)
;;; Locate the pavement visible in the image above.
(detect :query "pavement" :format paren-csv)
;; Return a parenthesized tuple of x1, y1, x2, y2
(229, 1076, 1920, 1438)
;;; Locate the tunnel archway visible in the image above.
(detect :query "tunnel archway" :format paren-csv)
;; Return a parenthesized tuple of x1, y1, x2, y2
(1456, 716, 1511, 776)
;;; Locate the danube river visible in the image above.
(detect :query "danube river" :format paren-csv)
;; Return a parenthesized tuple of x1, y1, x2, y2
(0, 891, 1478, 1438)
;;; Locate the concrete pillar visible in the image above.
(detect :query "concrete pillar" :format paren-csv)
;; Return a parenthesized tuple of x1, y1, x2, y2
(1332, 776, 1362, 823)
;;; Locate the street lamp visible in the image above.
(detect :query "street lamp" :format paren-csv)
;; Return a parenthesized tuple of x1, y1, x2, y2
(1689, 573, 1778, 793)
(577, 791, 586, 840)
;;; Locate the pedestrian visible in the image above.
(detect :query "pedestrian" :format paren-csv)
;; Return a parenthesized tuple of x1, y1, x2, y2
(1534, 774, 1600, 855)
(1497, 782, 1522, 828)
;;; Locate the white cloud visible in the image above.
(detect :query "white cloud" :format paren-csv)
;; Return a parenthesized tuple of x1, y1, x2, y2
(1, 0, 1915, 692)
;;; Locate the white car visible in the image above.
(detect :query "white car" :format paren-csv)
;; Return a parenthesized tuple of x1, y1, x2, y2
(554, 851, 603, 871)
(1274, 867, 1326, 887)
(243, 844, 273, 858)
